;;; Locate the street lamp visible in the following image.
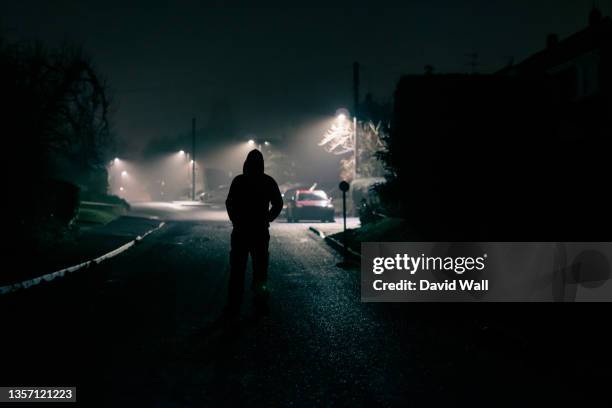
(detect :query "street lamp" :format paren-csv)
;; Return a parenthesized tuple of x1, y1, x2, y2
(246, 138, 270, 152)
(353, 115, 358, 181)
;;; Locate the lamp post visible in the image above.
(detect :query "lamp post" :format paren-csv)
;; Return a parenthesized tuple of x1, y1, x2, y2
(182, 151, 190, 197)
(353, 116, 358, 181)
(191, 117, 196, 201)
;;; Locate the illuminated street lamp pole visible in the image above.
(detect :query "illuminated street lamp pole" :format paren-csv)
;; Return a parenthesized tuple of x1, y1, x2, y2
(109, 158, 122, 195)
(353, 116, 358, 181)
(191, 117, 196, 200)
(353, 61, 360, 182)
(181, 150, 190, 195)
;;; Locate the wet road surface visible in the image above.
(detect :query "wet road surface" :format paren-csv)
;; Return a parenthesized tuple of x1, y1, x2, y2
(0, 203, 607, 406)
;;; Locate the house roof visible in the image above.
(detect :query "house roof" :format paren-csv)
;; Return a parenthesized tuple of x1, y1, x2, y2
(497, 16, 612, 75)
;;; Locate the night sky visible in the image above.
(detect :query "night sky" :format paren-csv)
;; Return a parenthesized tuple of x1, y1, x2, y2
(2, 0, 610, 155)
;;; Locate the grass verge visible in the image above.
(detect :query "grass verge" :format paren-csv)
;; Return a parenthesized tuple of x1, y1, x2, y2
(76, 201, 126, 226)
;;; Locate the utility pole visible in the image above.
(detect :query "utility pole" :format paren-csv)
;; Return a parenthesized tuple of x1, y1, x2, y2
(191, 117, 196, 200)
(353, 61, 359, 118)
(352, 61, 360, 181)
(353, 116, 357, 181)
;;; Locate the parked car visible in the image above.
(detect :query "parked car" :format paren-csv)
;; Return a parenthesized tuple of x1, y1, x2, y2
(286, 189, 335, 222)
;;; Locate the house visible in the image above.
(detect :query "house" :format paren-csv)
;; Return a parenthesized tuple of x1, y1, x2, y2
(385, 8, 612, 240)
(498, 7, 612, 104)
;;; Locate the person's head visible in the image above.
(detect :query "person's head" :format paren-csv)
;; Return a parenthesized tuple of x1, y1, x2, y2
(243, 149, 264, 175)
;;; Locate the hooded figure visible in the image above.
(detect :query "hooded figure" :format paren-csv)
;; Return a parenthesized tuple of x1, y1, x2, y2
(225, 149, 283, 315)
(242, 148, 264, 176)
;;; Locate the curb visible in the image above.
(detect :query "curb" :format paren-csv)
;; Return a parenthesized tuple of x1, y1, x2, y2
(308, 226, 361, 261)
(308, 226, 326, 238)
(0, 221, 165, 296)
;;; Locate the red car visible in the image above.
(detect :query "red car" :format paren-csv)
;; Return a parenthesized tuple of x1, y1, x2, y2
(286, 189, 335, 223)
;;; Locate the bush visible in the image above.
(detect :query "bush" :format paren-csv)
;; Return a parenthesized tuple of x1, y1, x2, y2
(8, 179, 80, 251)
(351, 177, 385, 218)
(358, 199, 383, 225)
(44, 179, 81, 225)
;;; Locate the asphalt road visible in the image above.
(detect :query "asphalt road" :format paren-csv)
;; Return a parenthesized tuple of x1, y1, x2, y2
(0, 203, 608, 406)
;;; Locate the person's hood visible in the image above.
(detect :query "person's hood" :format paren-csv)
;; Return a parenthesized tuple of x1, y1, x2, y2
(243, 149, 264, 175)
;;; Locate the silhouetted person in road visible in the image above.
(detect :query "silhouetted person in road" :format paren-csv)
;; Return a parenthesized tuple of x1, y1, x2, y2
(225, 149, 283, 315)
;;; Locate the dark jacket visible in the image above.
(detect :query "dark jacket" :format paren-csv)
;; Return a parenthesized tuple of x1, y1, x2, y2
(226, 150, 283, 229)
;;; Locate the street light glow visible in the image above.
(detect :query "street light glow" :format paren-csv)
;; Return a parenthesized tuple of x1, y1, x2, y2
(248, 139, 255, 146)
(121, 170, 128, 177)
(179, 150, 185, 156)
(264, 141, 270, 146)
(335, 108, 350, 122)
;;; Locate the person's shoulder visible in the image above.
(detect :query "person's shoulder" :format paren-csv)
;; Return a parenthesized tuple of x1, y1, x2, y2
(228, 174, 247, 191)
(231, 174, 246, 183)
(263, 173, 279, 185)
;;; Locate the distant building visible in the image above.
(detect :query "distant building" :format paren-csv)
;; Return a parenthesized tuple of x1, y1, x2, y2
(384, 8, 611, 240)
(498, 7, 611, 105)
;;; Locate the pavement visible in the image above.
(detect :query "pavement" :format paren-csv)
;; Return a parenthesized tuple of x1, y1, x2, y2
(0, 202, 608, 406)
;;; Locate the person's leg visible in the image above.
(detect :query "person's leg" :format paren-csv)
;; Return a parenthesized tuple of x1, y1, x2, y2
(227, 229, 248, 314)
(251, 229, 270, 300)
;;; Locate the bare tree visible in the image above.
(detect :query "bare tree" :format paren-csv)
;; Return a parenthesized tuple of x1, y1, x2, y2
(2, 38, 113, 192)
(2, 36, 115, 241)
(319, 117, 355, 155)
(358, 121, 386, 178)
(319, 117, 386, 181)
